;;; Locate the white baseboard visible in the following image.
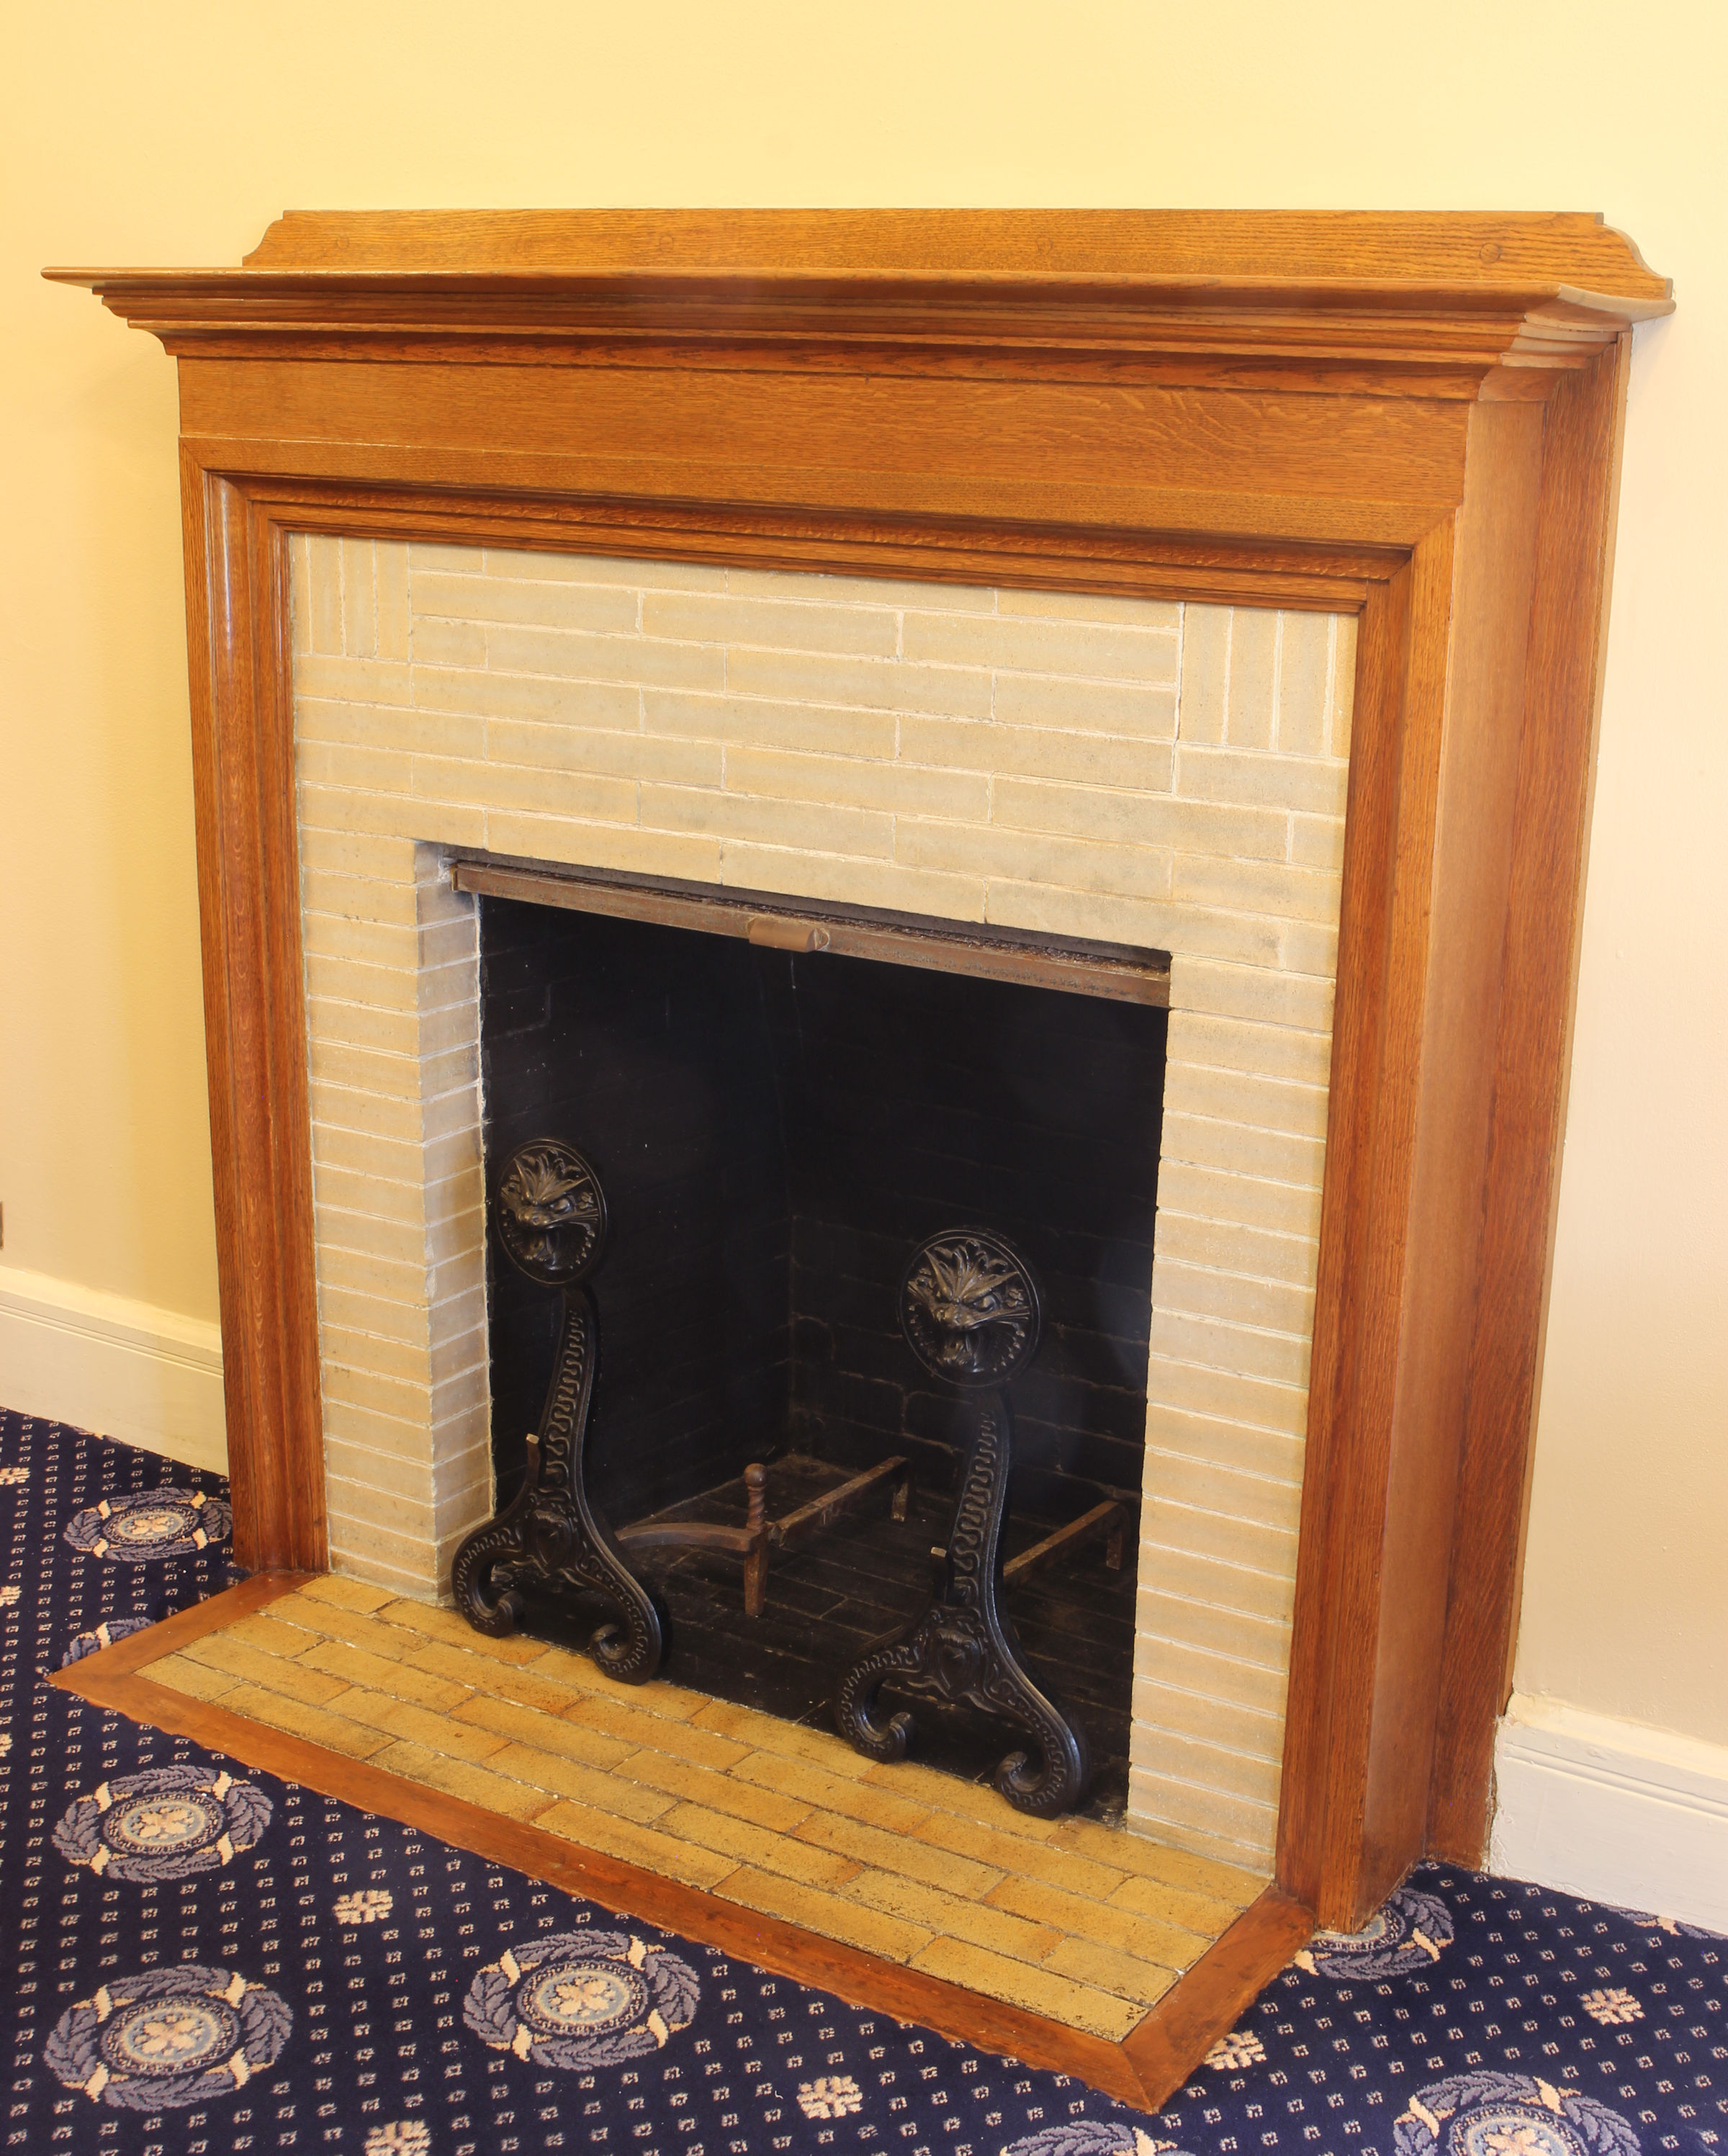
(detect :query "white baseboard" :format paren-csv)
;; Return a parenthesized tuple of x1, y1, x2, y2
(0, 1264, 228, 1478)
(1492, 1691, 1728, 1932)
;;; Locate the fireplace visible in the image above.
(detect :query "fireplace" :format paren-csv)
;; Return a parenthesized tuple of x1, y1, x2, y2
(48, 212, 1671, 2031)
(288, 531, 1351, 1873)
(469, 877, 1170, 1820)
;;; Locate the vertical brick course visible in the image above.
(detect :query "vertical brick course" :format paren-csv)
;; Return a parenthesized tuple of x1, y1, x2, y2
(290, 537, 1354, 1874)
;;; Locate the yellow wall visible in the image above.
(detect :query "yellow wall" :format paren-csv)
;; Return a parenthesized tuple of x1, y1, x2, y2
(4, 1, 1724, 1747)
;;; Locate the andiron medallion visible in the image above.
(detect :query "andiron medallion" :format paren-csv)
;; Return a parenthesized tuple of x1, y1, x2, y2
(834, 1226, 1092, 1817)
(449, 1138, 662, 1683)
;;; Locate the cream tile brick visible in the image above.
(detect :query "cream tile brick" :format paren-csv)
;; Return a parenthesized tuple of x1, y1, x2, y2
(729, 647, 991, 719)
(413, 570, 641, 634)
(644, 690, 899, 760)
(1143, 1406, 1305, 1488)
(313, 1207, 426, 1272)
(896, 819, 1173, 902)
(300, 868, 426, 933)
(991, 671, 1179, 738)
(901, 717, 1171, 791)
(902, 609, 1180, 683)
(482, 811, 722, 886)
(1329, 614, 1359, 758)
(724, 745, 990, 822)
(661, 1805, 858, 1889)
(1151, 1211, 1319, 1288)
(1140, 1495, 1297, 1577)
(411, 617, 488, 668)
(322, 1439, 436, 1506)
(318, 1318, 434, 1387)
(487, 719, 724, 789)
(485, 623, 725, 692)
(1153, 1259, 1315, 1341)
(1161, 1062, 1330, 1140)
(996, 586, 1182, 632)
(1135, 1543, 1300, 1627)
(297, 738, 414, 796)
(1133, 1634, 1290, 1720)
(642, 588, 901, 657)
(984, 1873, 1204, 1969)
(307, 536, 344, 654)
(1123, 1774, 1276, 1873)
(1178, 605, 1231, 744)
(639, 784, 892, 858)
(979, 880, 1174, 952)
(1131, 1679, 1284, 1771)
(1290, 811, 1347, 869)
(297, 827, 423, 884)
(1166, 1008, 1333, 1089)
(1128, 1721, 1282, 1810)
(716, 843, 984, 922)
(1141, 1445, 1304, 1535)
(1176, 742, 1348, 816)
(300, 695, 490, 762)
(408, 542, 481, 573)
(294, 653, 413, 707)
(1161, 1110, 1326, 1190)
(1276, 610, 1332, 756)
(1172, 956, 1335, 1033)
(535, 1801, 738, 1891)
(316, 1287, 428, 1352)
(1143, 1353, 1311, 1438)
(374, 542, 410, 660)
(1135, 1586, 1291, 1673)
(1223, 607, 1277, 751)
(413, 664, 641, 732)
(743, 566, 993, 611)
(483, 547, 727, 592)
(1171, 853, 1342, 925)
(341, 540, 377, 659)
(1156, 1161, 1325, 1242)
(991, 776, 1180, 848)
(414, 753, 639, 828)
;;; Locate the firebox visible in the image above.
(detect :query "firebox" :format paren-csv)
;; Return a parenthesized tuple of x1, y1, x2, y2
(462, 870, 1169, 1819)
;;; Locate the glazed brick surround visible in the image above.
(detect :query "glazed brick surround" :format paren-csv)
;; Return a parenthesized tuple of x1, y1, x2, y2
(289, 535, 1354, 1872)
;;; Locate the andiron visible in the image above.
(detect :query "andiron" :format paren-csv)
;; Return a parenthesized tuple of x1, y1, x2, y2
(834, 1226, 1092, 1818)
(449, 1138, 662, 1683)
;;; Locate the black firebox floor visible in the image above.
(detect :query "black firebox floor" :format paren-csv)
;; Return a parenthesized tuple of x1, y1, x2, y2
(524, 1451, 1138, 1824)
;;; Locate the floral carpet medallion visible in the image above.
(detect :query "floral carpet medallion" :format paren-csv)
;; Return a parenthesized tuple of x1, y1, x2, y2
(44, 1962, 292, 2108)
(464, 1929, 702, 2068)
(0, 1406, 1722, 2154)
(53, 1759, 274, 1880)
(63, 1483, 233, 1560)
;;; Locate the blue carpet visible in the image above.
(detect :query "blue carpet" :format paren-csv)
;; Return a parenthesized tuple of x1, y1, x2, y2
(1, 1406, 1722, 2156)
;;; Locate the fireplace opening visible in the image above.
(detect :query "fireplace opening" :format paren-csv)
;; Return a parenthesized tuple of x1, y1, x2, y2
(474, 882, 1169, 1819)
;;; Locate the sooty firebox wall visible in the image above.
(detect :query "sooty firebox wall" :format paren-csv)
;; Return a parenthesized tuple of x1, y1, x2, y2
(479, 897, 1165, 1671)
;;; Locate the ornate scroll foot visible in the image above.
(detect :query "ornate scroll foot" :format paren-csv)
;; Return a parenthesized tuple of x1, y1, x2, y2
(450, 1140, 663, 1684)
(832, 1228, 1092, 1819)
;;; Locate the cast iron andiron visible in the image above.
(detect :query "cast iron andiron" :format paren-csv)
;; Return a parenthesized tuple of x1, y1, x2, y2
(834, 1227, 1092, 1817)
(450, 1138, 662, 1683)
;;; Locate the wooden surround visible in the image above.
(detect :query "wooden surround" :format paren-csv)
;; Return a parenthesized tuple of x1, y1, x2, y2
(48, 212, 1668, 2013)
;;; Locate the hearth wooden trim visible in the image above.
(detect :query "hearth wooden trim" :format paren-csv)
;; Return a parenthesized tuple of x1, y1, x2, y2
(49, 211, 1666, 1931)
(52, 1577, 1312, 2111)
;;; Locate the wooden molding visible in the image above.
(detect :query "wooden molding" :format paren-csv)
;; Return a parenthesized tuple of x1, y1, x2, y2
(53, 1579, 1311, 2111)
(45, 212, 1664, 1964)
(48, 210, 1668, 387)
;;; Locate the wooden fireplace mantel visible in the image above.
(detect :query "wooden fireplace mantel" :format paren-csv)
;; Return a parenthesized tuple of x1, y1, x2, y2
(48, 213, 1669, 1949)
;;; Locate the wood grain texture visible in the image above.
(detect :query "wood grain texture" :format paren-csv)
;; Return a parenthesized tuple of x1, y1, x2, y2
(52, 1589, 1306, 2109)
(1426, 340, 1634, 1865)
(42, 210, 1660, 1924)
(1125, 1889, 1315, 2108)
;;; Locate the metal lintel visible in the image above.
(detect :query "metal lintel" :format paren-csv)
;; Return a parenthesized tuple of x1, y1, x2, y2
(449, 854, 1171, 1007)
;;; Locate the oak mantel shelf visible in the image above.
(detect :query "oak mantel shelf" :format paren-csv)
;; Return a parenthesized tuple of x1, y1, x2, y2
(45, 210, 1667, 2078)
(46, 209, 1670, 382)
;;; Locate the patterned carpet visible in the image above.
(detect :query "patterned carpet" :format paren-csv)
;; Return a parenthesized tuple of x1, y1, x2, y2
(1, 1406, 1722, 2156)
